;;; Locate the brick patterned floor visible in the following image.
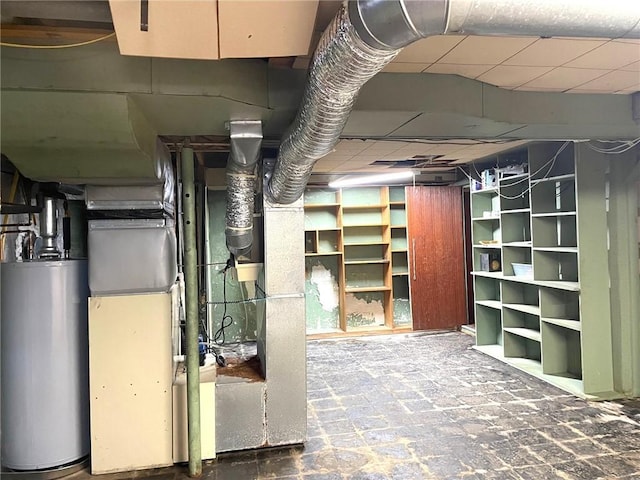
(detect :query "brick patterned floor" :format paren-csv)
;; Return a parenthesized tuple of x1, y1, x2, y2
(71, 332, 640, 479)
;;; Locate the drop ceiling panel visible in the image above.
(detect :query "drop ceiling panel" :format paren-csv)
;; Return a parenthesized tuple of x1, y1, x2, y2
(438, 36, 537, 65)
(382, 63, 430, 73)
(342, 111, 420, 137)
(360, 140, 414, 155)
(503, 38, 605, 67)
(380, 35, 640, 93)
(621, 61, 640, 72)
(564, 41, 640, 70)
(567, 70, 640, 93)
(424, 63, 494, 78)
(332, 139, 371, 154)
(313, 139, 533, 173)
(393, 36, 465, 63)
(521, 67, 609, 90)
(477, 66, 554, 88)
(389, 113, 526, 138)
(512, 124, 640, 140)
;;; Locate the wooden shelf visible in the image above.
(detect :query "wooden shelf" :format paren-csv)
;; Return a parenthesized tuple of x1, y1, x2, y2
(304, 203, 340, 208)
(473, 271, 580, 292)
(345, 286, 391, 293)
(541, 317, 581, 331)
(344, 259, 388, 265)
(471, 187, 499, 194)
(342, 204, 386, 210)
(503, 303, 540, 316)
(531, 211, 577, 217)
(470, 142, 621, 400)
(503, 241, 532, 247)
(474, 344, 588, 399)
(474, 243, 501, 249)
(476, 300, 501, 310)
(501, 208, 531, 214)
(343, 241, 388, 246)
(500, 173, 529, 182)
(504, 327, 541, 342)
(533, 247, 577, 253)
(305, 186, 411, 335)
(531, 173, 575, 184)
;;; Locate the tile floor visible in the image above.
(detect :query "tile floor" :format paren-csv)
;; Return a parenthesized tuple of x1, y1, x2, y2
(73, 332, 640, 479)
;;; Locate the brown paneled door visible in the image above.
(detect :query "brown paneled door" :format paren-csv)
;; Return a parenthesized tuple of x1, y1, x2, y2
(407, 186, 467, 330)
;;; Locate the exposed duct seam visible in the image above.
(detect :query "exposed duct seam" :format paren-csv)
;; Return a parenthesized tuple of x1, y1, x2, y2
(225, 120, 262, 257)
(267, 0, 640, 205)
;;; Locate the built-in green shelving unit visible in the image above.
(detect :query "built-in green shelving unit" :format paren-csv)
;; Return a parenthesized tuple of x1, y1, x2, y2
(471, 141, 617, 399)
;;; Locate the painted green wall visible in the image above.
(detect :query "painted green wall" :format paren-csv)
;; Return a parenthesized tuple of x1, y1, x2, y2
(206, 189, 257, 344)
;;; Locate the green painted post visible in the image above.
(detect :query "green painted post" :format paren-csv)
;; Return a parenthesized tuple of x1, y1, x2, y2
(181, 145, 202, 477)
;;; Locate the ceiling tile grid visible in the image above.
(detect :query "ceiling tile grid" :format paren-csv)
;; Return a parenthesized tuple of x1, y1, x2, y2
(383, 36, 640, 94)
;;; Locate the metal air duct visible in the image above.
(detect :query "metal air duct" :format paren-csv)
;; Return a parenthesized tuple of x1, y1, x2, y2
(267, 0, 640, 204)
(225, 120, 263, 256)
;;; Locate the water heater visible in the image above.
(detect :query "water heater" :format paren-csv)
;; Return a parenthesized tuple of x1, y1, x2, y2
(1, 260, 89, 470)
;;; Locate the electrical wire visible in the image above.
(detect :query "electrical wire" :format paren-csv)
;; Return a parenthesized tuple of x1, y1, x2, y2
(0, 32, 116, 49)
(344, 137, 518, 146)
(213, 269, 234, 345)
(466, 142, 571, 200)
(587, 137, 640, 155)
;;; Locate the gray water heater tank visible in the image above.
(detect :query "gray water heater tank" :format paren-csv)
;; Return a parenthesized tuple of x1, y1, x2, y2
(1, 260, 89, 470)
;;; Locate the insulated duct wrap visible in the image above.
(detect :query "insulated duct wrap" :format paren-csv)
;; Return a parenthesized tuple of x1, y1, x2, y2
(225, 120, 262, 256)
(225, 172, 256, 256)
(267, 5, 400, 204)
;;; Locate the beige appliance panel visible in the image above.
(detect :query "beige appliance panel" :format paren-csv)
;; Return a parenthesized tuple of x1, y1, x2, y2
(172, 366, 216, 463)
(109, 0, 219, 59)
(218, 0, 319, 58)
(89, 293, 173, 474)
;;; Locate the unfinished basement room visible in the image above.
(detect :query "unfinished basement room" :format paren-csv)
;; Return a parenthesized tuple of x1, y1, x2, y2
(1, 1, 639, 479)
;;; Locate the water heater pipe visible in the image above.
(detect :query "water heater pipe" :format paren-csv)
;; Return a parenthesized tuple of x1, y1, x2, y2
(180, 144, 202, 477)
(39, 197, 60, 258)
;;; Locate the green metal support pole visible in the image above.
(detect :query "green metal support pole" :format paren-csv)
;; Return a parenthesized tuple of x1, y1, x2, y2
(181, 145, 202, 477)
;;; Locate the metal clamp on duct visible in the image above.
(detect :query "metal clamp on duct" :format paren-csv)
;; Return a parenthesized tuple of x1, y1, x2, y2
(225, 120, 262, 257)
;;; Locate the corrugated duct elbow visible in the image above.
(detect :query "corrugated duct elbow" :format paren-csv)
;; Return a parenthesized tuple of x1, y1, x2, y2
(225, 120, 263, 257)
(266, 0, 640, 205)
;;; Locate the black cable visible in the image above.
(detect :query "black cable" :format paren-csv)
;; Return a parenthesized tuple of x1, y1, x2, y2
(254, 282, 266, 298)
(213, 267, 234, 345)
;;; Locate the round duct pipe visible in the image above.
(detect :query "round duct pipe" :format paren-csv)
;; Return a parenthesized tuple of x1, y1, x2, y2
(267, 0, 640, 205)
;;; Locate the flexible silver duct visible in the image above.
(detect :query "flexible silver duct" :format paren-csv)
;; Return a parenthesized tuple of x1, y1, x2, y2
(266, 5, 400, 204)
(266, 0, 640, 205)
(225, 120, 263, 257)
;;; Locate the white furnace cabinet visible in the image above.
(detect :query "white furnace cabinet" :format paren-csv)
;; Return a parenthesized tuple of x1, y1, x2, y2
(89, 293, 173, 474)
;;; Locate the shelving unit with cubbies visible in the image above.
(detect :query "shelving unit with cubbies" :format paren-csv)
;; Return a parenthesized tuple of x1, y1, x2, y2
(304, 186, 412, 335)
(471, 141, 617, 399)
